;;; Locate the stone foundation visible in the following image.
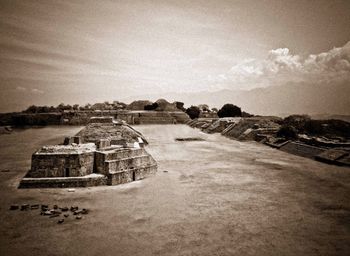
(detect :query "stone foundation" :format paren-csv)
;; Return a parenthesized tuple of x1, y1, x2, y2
(19, 174, 108, 188)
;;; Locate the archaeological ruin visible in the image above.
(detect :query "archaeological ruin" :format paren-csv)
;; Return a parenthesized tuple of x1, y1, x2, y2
(186, 116, 350, 166)
(19, 117, 157, 188)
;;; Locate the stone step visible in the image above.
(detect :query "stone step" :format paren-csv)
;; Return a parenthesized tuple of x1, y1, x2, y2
(19, 174, 108, 188)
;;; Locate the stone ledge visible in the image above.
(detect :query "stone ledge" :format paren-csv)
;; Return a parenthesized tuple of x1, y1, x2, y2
(18, 174, 108, 188)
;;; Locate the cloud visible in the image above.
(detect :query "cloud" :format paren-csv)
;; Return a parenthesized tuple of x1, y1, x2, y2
(15, 86, 44, 94)
(16, 86, 44, 94)
(31, 88, 44, 94)
(220, 41, 350, 88)
(16, 86, 26, 91)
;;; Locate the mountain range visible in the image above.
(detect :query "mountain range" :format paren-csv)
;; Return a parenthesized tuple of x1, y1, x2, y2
(122, 81, 350, 116)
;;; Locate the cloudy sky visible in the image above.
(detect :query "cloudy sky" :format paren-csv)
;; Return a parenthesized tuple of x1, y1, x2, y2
(0, 0, 349, 112)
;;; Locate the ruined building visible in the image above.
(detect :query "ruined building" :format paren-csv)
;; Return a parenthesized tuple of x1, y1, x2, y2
(19, 117, 157, 188)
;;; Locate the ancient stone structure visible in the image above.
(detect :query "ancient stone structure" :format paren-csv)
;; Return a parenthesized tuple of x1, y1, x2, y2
(28, 143, 96, 178)
(19, 117, 157, 188)
(59, 108, 190, 125)
(117, 111, 190, 124)
(61, 110, 118, 125)
(76, 117, 148, 144)
(126, 100, 153, 110)
(187, 116, 350, 167)
(154, 99, 179, 111)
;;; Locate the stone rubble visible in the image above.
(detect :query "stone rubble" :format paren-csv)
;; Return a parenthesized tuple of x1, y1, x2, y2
(9, 203, 90, 225)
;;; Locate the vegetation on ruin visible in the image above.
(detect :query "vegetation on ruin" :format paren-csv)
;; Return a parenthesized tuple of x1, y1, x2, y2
(217, 104, 242, 118)
(186, 106, 201, 119)
(281, 115, 350, 139)
(144, 102, 159, 110)
(277, 125, 298, 139)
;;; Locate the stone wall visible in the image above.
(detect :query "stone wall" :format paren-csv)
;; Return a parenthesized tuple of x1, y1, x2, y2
(94, 148, 148, 175)
(106, 155, 154, 172)
(107, 165, 157, 185)
(117, 111, 190, 124)
(61, 111, 118, 125)
(28, 152, 95, 178)
(89, 116, 114, 124)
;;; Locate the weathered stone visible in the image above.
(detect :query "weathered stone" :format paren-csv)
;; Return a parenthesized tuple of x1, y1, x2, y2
(73, 209, 83, 215)
(19, 117, 157, 188)
(20, 204, 29, 211)
(10, 204, 19, 210)
(41, 205, 49, 212)
(81, 209, 89, 214)
(51, 209, 62, 214)
(61, 207, 69, 212)
(70, 206, 78, 212)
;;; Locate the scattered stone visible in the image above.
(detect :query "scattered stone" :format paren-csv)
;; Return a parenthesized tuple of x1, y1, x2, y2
(61, 207, 69, 212)
(11, 201, 89, 224)
(10, 204, 19, 210)
(163, 170, 168, 173)
(20, 204, 29, 211)
(81, 209, 89, 215)
(43, 210, 52, 216)
(31, 204, 39, 210)
(70, 206, 78, 212)
(73, 209, 83, 215)
(68, 189, 75, 192)
(51, 209, 62, 215)
(41, 204, 49, 211)
(1, 169, 10, 172)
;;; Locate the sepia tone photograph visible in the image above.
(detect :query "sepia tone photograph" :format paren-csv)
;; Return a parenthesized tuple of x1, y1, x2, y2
(0, 0, 349, 255)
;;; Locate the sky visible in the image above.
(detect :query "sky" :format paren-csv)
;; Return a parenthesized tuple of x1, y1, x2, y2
(0, 0, 349, 112)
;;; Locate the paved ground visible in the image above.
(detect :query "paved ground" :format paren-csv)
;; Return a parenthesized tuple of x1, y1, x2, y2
(0, 125, 349, 256)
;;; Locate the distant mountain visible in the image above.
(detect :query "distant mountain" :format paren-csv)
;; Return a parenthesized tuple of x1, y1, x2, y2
(122, 81, 350, 116)
(3, 80, 348, 117)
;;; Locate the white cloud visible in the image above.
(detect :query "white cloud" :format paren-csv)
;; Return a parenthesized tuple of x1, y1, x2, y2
(220, 41, 350, 89)
(16, 86, 44, 94)
(31, 88, 44, 94)
(16, 86, 27, 91)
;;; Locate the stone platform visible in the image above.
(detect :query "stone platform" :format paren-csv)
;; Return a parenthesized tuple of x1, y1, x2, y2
(19, 117, 157, 188)
(19, 174, 107, 188)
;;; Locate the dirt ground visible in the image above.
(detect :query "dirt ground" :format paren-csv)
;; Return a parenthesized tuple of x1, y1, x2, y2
(0, 125, 349, 256)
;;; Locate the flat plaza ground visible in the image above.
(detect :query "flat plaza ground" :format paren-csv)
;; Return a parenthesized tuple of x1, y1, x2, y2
(0, 125, 349, 256)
